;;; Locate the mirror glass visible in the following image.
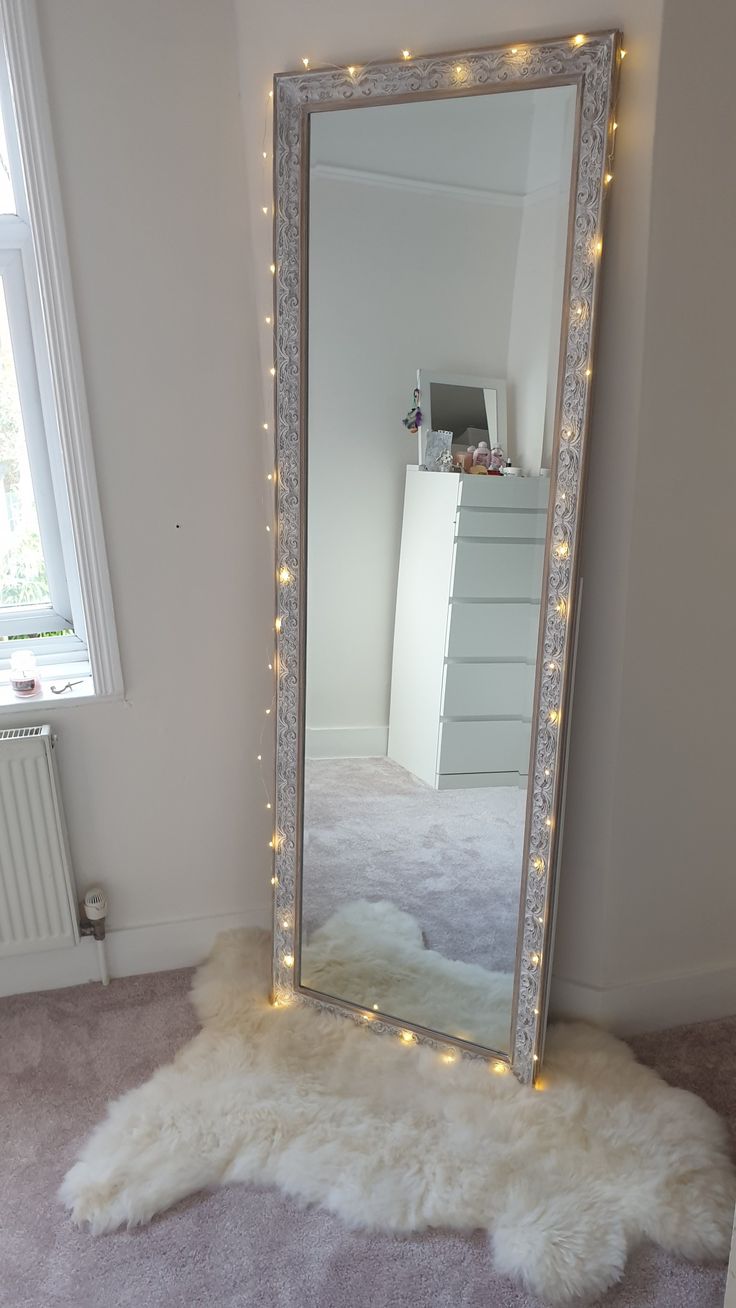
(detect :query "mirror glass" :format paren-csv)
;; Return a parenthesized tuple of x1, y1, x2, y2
(300, 86, 576, 1055)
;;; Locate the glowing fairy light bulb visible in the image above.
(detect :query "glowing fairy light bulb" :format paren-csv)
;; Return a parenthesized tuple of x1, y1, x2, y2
(302, 57, 309, 68)
(283, 953, 294, 967)
(533, 857, 545, 874)
(400, 1030, 415, 1044)
(275, 616, 282, 632)
(402, 49, 411, 60)
(573, 33, 586, 46)
(279, 566, 292, 585)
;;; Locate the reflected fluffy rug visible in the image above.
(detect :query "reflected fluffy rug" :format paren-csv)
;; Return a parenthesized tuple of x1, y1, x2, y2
(61, 913, 735, 1306)
(302, 899, 514, 1049)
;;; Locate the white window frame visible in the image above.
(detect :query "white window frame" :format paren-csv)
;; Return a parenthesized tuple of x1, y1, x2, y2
(0, 0, 121, 702)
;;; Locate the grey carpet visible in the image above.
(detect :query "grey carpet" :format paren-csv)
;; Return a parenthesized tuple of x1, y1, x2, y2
(1, 968, 733, 1308)
(303, 757, 526, 973)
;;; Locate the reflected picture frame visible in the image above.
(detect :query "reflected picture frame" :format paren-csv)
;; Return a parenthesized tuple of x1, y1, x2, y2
(271, 30, 622, 1084)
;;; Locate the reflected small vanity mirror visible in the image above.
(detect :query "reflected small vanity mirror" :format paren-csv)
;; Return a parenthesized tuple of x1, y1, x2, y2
(272, 33, 621, 1082)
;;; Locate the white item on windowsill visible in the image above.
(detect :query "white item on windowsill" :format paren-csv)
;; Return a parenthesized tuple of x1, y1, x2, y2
(9, 650, 42, 698)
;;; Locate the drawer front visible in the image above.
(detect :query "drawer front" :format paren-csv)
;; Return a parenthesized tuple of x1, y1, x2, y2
(455, 506, 548, 541)
(452, 539, 546, 600)
(438, 719, 532, 776)
(443, 661, 534, 718)
(458, 475, 550, 511)
(447, 601, 541, 660)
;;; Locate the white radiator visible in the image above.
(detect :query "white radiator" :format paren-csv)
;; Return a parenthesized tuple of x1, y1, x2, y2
(0, 725, 78, 956)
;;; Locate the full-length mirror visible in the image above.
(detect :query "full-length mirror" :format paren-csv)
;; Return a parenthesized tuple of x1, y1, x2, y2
(272, 34, 620, 1082)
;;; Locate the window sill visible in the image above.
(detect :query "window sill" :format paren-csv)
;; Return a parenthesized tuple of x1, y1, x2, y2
(0, 663, 109, 712)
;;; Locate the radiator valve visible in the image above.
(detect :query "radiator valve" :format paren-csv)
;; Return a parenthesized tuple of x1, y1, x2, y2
(80, 887, 107, 941)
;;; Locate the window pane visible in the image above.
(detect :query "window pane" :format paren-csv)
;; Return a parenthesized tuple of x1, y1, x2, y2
(0, 277, 50, 609)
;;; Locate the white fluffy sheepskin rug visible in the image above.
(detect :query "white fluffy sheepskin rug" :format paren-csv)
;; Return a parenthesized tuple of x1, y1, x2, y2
(61, 903, 736, 1305)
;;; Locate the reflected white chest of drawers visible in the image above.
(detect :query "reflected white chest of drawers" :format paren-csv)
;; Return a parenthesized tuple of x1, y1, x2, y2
(388, 466, 549, 789)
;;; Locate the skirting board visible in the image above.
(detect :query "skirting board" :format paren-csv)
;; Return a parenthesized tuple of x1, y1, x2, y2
(305, 726, 388, 759)
(0, 907, 271, 997)
(551, 961, 736, 1037)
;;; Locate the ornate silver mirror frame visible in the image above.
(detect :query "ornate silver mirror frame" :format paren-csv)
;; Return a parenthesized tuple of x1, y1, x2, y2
(271, 30, 622, 1085)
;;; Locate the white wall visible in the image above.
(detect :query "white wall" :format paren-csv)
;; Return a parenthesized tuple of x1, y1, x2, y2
(555, 0, 736, 1029)
(506, 89, 574, 474)
(306, 171, 520, 749)
(0, 0, 274, 992)
(9, 0, 733, 1035)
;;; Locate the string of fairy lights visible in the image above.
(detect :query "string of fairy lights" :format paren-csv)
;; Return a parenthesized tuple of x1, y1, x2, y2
(258, 34, 624, 1076)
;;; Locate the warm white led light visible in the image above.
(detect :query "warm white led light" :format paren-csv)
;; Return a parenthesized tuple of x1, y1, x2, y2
(400, 1030, 415, 1044)
(275, 616, 282, 632)
(573, 33, 586, 46)
(279, 566, 292, 585)
(402, 49, 411, 60)
(283, 953, 294, 967)
(302, 57, 309, 68)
